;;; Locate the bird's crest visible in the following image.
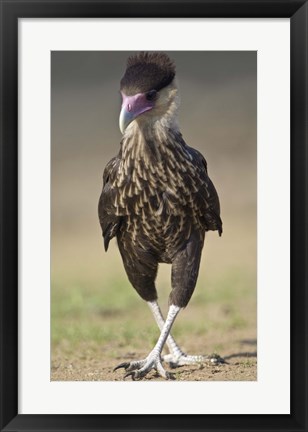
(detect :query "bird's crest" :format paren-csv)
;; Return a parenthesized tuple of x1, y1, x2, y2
(126, 52, 175, 75)
(121, 51, 176, 95)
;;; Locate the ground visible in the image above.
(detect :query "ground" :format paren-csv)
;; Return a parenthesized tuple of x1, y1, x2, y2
(51, 332, 257, 382)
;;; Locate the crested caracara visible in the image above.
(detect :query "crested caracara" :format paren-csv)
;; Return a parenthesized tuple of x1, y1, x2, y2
(98, 52, 222, 380)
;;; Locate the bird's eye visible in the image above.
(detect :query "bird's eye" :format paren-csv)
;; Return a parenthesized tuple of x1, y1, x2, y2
(146, 90, 157, 101)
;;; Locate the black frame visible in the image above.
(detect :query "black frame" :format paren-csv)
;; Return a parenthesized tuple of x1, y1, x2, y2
(0, 1, 307, 431)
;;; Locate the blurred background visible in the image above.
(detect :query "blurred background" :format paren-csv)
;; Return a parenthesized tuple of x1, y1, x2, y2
(51, 51, 257, 381)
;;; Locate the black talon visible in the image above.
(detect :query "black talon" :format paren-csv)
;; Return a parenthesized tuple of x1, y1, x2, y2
(166, 371, 176, 380)
(208, 354, 226, 364)
(113, 362, 130, 372)
(124, 371, 136, 380)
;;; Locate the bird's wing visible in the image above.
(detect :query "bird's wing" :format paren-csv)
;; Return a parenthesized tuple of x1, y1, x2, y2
(98, 156, 122, 251)
(186, 146, 223, 236)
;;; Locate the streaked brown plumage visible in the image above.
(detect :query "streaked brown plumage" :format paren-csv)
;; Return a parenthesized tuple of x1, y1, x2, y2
(98, 52, 222, 380)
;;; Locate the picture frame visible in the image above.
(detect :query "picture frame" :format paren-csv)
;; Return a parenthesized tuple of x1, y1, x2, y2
(0, 0, 307, 431)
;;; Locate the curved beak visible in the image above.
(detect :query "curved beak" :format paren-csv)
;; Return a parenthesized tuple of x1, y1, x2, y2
(119, 106, 136, 135)
(119, 92, 154, 134)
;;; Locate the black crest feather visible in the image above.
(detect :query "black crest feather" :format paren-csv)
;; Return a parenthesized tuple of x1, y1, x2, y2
(126, 52, 175, 72)
(120, 51, 176, 95)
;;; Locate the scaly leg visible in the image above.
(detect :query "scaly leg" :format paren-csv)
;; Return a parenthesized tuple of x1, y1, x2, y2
(114, 304, 181, 380)
(148, 300, 220, 368)
(148, 300, 185, 359)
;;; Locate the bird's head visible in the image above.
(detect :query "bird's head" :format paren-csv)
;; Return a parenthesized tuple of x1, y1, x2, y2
(119, 52, 179, 134)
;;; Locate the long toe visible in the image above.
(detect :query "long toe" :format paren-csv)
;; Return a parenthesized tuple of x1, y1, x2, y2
(163, 353, 225, 368)
(113, 359, 146, 372)
(155, 360, 175, 380)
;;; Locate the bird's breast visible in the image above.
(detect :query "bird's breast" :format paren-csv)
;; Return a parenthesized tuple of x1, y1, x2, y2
(112, 157, 203, 255)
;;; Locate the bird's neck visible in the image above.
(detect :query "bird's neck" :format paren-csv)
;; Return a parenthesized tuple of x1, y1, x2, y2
(120, 121, 176, 165)
(120, 96, 181, 164)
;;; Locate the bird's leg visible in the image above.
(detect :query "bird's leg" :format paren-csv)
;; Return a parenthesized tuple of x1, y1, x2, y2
(147, 300, 185, 359)
(114, 304, 181, 380)
(148, 300, 220, 368)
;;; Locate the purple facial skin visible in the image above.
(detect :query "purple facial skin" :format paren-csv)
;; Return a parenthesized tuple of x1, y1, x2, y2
(119, 92, 155, 134)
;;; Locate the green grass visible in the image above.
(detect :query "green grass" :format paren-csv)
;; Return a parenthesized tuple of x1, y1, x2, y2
(51, 263, 256, 353)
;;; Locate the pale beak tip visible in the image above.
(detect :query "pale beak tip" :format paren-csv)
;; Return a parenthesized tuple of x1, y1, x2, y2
(119, 106, 134, 135)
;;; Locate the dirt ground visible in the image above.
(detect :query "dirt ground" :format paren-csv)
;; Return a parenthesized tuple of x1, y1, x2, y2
(51, 328, 257, 382)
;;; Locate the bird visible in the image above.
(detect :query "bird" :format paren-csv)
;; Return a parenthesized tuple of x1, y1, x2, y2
(98, 52, 222, 380)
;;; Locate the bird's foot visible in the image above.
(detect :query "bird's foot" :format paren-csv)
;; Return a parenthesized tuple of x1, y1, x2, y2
(114, 351, 175, 380)
(163, 352, 225, 369)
